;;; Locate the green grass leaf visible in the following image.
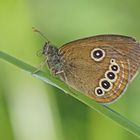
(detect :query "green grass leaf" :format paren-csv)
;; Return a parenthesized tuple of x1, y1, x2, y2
(0, 51, 140, 138)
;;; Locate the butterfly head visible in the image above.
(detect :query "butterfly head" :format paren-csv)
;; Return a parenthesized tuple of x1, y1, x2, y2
(42, 42, 63, 75)
(42, 42, 57, 56)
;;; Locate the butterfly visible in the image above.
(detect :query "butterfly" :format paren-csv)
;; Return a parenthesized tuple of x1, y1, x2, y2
(34, 28, 140, 104)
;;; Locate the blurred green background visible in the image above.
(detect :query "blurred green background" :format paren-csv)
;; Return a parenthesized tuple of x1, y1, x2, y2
(0, 0, 140, 140)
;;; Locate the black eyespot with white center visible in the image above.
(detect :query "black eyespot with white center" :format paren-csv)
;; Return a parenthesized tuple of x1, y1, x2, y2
(93, 50, 103, 58)
(111, 65, 118, 71)
(105, 71, 117, 82)
(109, 64, 120, 73)
(99, 78, 112, 91)
(91, 48, 105, 61)
(95, 87, 105, 96)
(107, 72, 115, 79)
(101, 80, 110, 89)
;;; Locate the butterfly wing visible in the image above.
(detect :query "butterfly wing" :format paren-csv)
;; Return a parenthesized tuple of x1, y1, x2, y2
(89, 58, 130, 103)
(58, 35, 140, 103)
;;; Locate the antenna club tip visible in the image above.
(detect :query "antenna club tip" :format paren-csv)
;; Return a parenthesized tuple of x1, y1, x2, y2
(32, 26, 50, 43)
(32, 27, 39, 32)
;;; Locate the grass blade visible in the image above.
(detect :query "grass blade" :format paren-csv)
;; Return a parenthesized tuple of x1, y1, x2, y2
(0, 51, 140, 138)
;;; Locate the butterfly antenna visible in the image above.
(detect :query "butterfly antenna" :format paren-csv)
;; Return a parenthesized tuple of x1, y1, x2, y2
(32, 27, 50, 43)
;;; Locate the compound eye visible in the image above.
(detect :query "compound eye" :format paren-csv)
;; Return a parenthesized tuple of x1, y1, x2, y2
(95, 87, 105, 96)
(91, 48, 105, 62)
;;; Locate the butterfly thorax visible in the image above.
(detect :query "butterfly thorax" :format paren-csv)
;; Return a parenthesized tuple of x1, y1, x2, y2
(42, 42, 63, 75)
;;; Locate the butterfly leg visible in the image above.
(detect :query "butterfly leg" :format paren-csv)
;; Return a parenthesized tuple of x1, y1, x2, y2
(32, 58, 48, 74)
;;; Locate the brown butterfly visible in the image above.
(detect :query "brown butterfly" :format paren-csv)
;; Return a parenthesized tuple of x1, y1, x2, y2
(35, 28, 140, 104)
